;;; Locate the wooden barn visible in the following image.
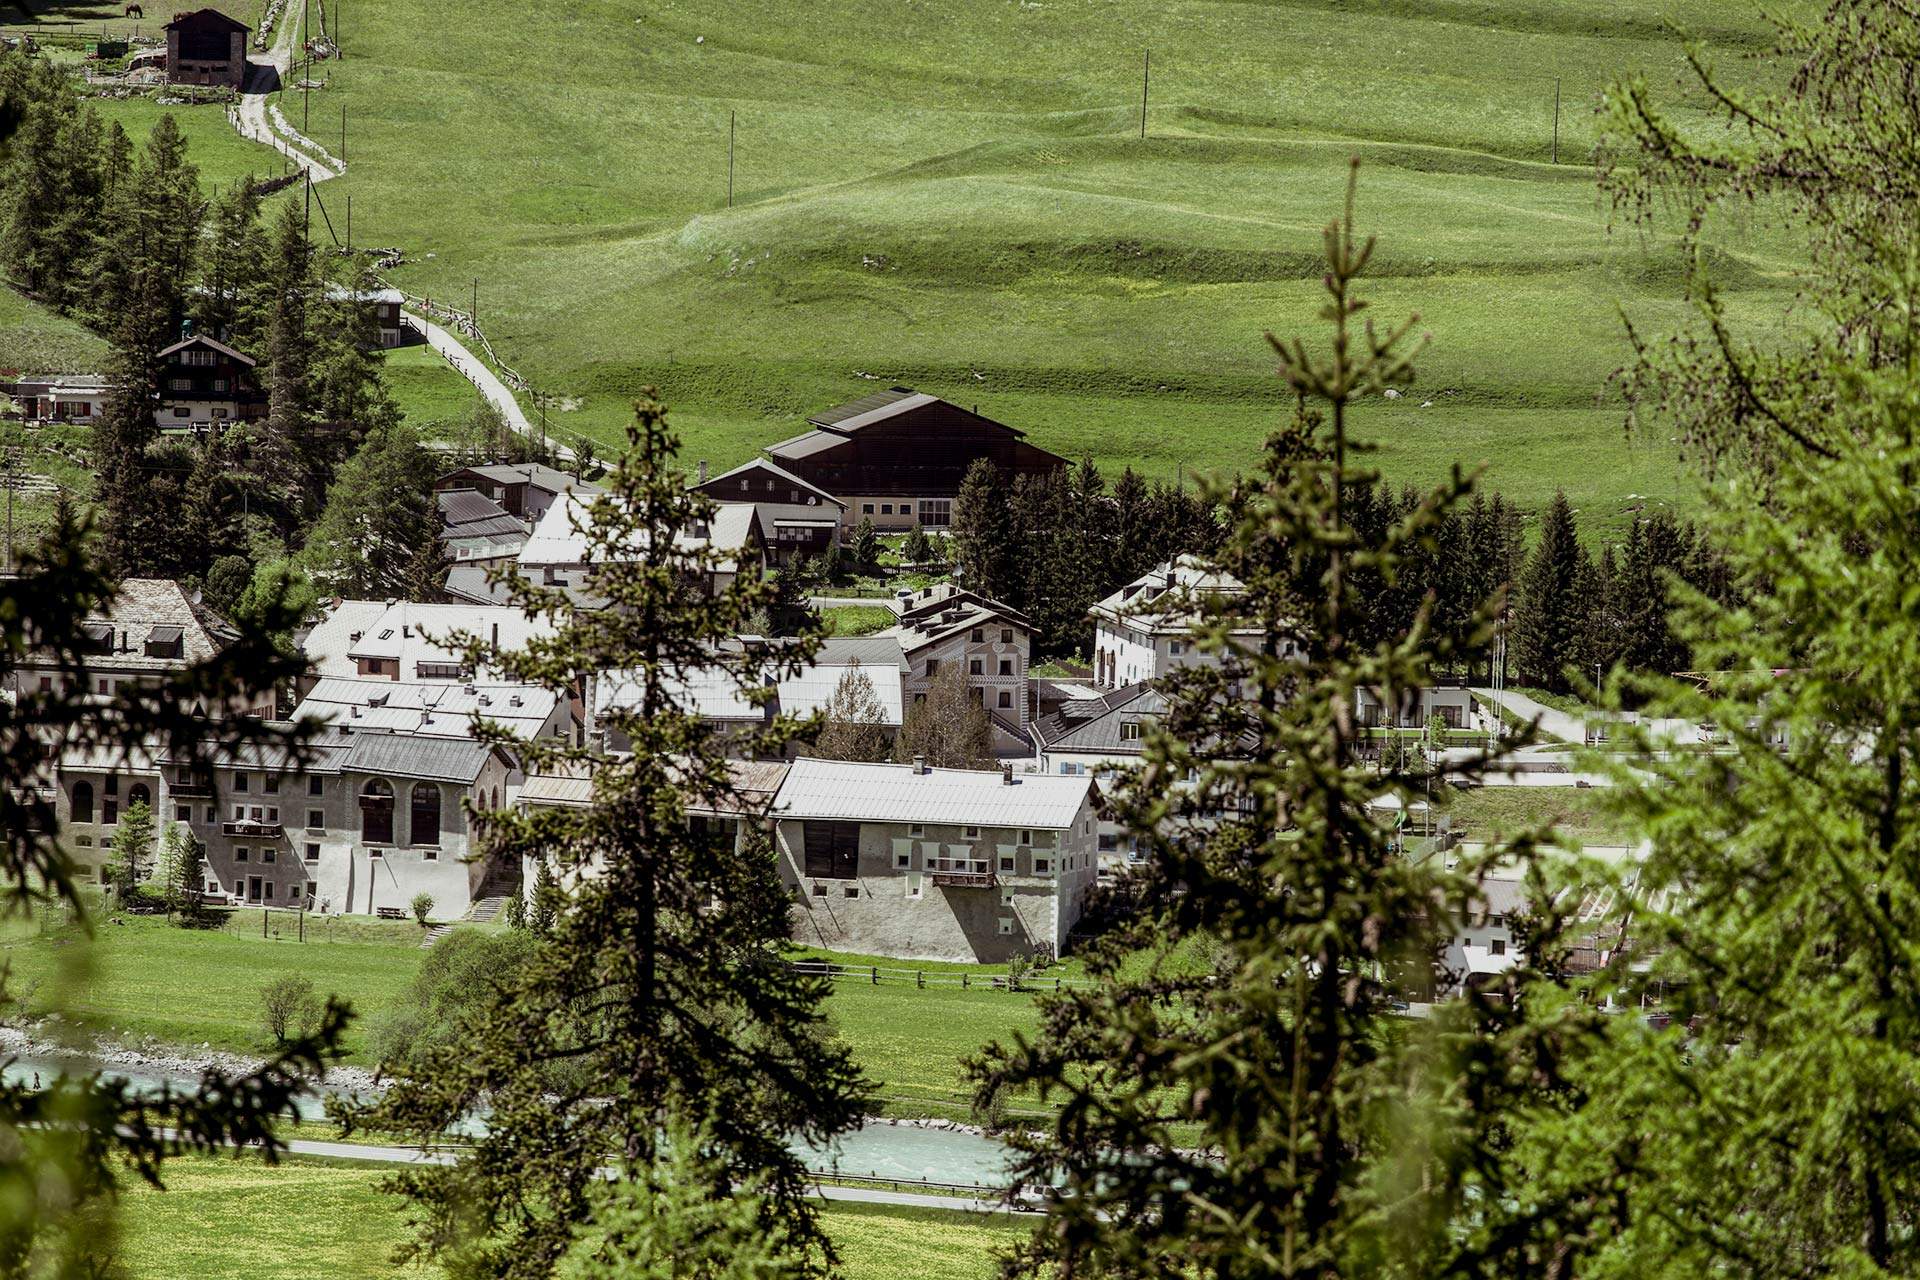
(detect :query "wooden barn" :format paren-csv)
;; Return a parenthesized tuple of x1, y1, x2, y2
(164, 8, 249, 89)
(763, 387, 1067, 532)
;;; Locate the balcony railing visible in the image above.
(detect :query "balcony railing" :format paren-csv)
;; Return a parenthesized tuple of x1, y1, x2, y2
(222, 819, 284, 838)
(927, 856, 994, 888)
(169, 782, 212, 798)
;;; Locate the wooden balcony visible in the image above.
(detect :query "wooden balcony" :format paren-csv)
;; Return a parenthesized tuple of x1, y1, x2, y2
(928, 856, 994, 889)
(222, 819, 284, 838)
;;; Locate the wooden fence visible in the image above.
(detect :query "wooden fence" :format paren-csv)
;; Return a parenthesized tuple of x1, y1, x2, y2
(786, 959, 1097, 993)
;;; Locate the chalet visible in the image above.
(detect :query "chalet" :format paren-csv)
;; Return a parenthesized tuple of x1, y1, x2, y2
(1090, 556, 1265, 690)
(772, 756, 1100, 963)
(154, 334, 266, 429)
(887, 583, 1034, 751)
(163, 8, 249, 88)
(434, 463, 592, 523)
(762, 387, 1067, 532)
(691, 457, 845, 565)
(324, 285, 409, 349)
(437, 488, 529, 563)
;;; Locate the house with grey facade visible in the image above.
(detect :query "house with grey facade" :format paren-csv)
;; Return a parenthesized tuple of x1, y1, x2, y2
(771, 756, 1098, 963)
(886, 584, 1034, 752)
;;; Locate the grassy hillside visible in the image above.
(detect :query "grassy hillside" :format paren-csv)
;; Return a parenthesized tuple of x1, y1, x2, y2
(310, 0, 1799, 530)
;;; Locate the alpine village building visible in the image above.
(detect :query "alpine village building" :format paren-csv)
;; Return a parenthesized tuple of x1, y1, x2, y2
(163, 8, 249, 89)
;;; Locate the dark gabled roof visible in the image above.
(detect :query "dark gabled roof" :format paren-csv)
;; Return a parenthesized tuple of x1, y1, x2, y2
(156, 333, 256, 366)
(814, 634, 908, 671)
(1031, 682, 1164, 755)
(436, 487, 514, 527)
(340, 732, 501, 784)
(459, 462, 589, 493)
(695, 456, 845, 509)
(164, 7, 249, 32)
(804, 386, 1026, 439)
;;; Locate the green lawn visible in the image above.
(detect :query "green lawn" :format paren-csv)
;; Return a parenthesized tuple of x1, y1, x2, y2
(0, 285, 105, 374)
(89, 96, 292, 194)
(297, 0, 1792, 533)
(822, 604, 896, 637)
(1, 914, 427, 1064)
(115, 1154, 1022, 1279)
(384, 340, 487, 433)
(1443, 785, 1634, 847)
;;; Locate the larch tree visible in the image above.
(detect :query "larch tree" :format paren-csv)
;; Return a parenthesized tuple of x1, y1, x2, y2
(1485, 3, 1920, 1273)
(353, 395, 867, 1278)
(894, 665, 994, 770)
(810, 661, 893, 763)
(968, 165, 1568, 1279)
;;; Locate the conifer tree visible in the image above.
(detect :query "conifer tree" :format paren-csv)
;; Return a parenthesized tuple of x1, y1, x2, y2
(192, 181, 270, 349)
(258, 202, 326, 532)
(894, 665, 994, 769)
(355, 396, 865, 1276)
(104, 798, 154, 901)
(849, 516, 878, 572)
(1509, 490, 1586, 691)
(950, 458, 1015, 601)
(969, 167, 1548, 1277)
(298, 422, 441, 599)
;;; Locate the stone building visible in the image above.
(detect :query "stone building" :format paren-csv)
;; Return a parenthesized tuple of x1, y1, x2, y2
(771, 756, 1098, 963)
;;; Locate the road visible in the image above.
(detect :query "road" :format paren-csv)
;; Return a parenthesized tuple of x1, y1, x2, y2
(264, 1133, 1035, 1215)
(1472, 686, 1596, 746)
(403, 313, 537, 441)
(233, 2, 342, 184)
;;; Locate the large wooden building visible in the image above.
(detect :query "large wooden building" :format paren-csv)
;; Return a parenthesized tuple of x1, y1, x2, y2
(154, 334, 267, 429)
(164, 8, 249, 89)
(762, 387, 1067, 532)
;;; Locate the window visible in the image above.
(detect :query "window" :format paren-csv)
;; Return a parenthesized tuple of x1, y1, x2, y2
(169, 377, 192, 392)
(895, 851, 910, 869)
(172, 407, 190, 418)
(308, 809, 324, 830)
(998, 659, 1013, 676)
(176, 804, 192, 822)
(1020, 830, 1032, 845)
(801, 820, 860, 879)
(881, 504, 893, 515)
(917, 499, 951, 527)
(309, 777, 324, 797)
(997, 918, 1014, 935)
(206, 880, 218, 894)
(206, 806, 216, 824)
(37, 677, 50, 692)
(843, 885, 858, 899)
(1120, 721, 1142, 741)
(862, 503, 874, 514)
(360, 778, 394, 844)
(263, 882, 274, 899)
(1033, 856, 1052, 876)
(965, 825, 981, 839)
(410, 783, 441, 847)
(909, 823, 924, 837)
(235, 847, 249, 862)
(969, 659, 983, 675)
(999, 854, 1014, 872)
(211, 378, 228, 393)
(234, 772, 250, 793)
(1491, 939, 1507, 956)
(96, 677, 110, 694)
(924, 659, 940, 677)
(102, 797, 118, 825)
(263, 774, 279, 794)
(261, 847, 275, 863)
(997, 691, 1012, 709)
(1000, 628, 1012, 644)
(1000, 887, 1015, 905)
(811, 883, 828, 898)
(970, 628, 983, 643)
(1059, 762, 1082, 775)
(71, 781, 94, 824)
(1169, 640, 1184, 656)
(305, 843, 319, 862)
(1098, 833, 1117, 852)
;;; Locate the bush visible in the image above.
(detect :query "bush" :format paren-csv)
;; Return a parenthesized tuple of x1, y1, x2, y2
(260, 973, 318, 1044)
(410, 892, 435, 926)
(370, 930, 536, 1075)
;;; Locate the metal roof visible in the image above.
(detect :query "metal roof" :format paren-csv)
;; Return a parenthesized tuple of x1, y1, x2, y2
(296, 676, 558, 738)
(460, 462, 590, 493)
(697, 457, 845, 508)
(437, 487, 514, 527)
(339, 732, 499, 783)
(806, 386, 926, 430)
(773, 758, 1091, 829)
(1032, 682, 1162, 755)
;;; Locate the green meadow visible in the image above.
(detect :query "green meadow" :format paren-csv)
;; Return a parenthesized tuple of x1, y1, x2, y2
(116, 1155, 1021, 1279)
(300, 0, 1799, 529)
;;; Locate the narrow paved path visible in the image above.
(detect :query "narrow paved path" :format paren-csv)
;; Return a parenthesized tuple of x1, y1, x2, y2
(1473, 687, 1596, 746)
(403, 313, 553, 453)
(234, 3, 342, 183)
(261, 1134, 1035, 1214)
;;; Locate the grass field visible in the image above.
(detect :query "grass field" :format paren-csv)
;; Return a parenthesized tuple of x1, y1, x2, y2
(115, 1155, 1022, 1279)
(296, 0, 1799, 533)
(1443, 785, 1632, 847)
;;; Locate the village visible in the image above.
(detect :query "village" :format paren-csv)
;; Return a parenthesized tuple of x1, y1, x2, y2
(1, 0, 1895, 1276)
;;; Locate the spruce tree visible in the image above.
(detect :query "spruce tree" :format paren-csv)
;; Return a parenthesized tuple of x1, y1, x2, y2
(355, 396, 866, 1276)
(849, 516, 878, 572)
(1509, 491, 1585, 691)
(299, 422, 441, 599)
(950, 457, 1015, 601)
(1110, 464, 1154, 584)
(259, 202, 321, 532)
(104, 798, 154, 901)
(193, 181, 270, 349)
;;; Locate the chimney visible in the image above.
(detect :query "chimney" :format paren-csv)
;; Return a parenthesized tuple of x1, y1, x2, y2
(697, 460, 708, 483)
(912, 754, 927, 776)
(1002, 763, 1014, 786)
(491, 622, 500, 647)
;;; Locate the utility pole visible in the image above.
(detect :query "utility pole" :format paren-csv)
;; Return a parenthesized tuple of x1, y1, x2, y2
(1140, 48, 1150, 139)
(303, 55, 310, 134)
(345, 193, 351, 251)
(727, 109, 735, 208)
(1551, 76, 1561, 164)
(471, 278, 478, 331)
(303, 170, 311, 243)
(341, 103, 346, 165)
